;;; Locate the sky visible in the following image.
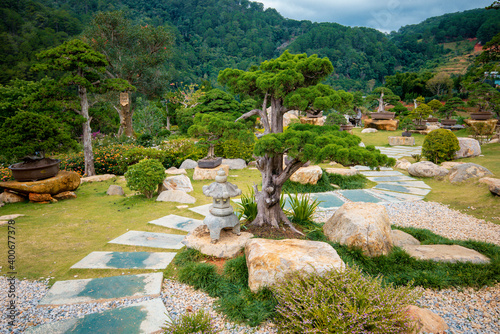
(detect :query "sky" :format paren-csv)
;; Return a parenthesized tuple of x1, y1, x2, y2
(257, 0, 493, 33)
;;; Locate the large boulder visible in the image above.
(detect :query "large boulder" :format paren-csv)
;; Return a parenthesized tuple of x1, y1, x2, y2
(323, 202, 393, 257)
(283, 112, 299, 127)
(454, 138, 481, 159)
(364, 119, 399, 131)
(156, 190, 196, 204)
(221, 159, 247, 170)
(406, 305, 449, 334)
(179, 159, 198, 170)
(408, 162, 449, 178)
(245, 238, 345, 292)
(388, 136, 415, 146)
(448, 163, 493, 183)
(192, 165, 230, 181)
(80, 174, 115, 183)
(440, 161, 465, 169)
(183, 225, 253, 258)
(290, 165, 323, 185)
(300, 117, 324, 126)
(0, 171, 80, 195)
(325, 168, 359, 176)
(158, 174, 193, 193)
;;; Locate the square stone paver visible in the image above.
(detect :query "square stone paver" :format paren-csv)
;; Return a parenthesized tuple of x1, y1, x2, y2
(70, 252, 176, 270)
(188, 204, 212, 217)
(338, 190, 384, 203)
(374, 183, 431, 196)
(309, 192, 346, 210)
(39, 273, 163, 306)
(368, 189, 424, 202)
(377, 181, 431, 189)
(26, 299, 170, 333)
(108, 231, 185, 249)
(353, 165, 394, 171)
(148, 214, 203, 232)
(366, 175, 417, 183)
(402, 245, 490, 264)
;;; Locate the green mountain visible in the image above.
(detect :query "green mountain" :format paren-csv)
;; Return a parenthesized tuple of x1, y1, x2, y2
(0, 0, 497, 89)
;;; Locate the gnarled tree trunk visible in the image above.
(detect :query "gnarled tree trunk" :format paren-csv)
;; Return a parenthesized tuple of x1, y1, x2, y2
(118, 91, 134, 137)
(78, 83, 96, 176)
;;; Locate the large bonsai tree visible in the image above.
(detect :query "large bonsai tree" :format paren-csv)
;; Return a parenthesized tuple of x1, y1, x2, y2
(365, 87, 400, 112)
(438, 97, 466, 120)
(219, 51, 394, 230)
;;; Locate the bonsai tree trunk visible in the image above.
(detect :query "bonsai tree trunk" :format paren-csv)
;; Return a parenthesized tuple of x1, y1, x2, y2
(207, 144, 216, 159)
(78, 84, 96, 176)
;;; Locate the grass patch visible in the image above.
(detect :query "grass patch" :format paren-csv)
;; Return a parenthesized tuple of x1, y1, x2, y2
(323, 226, 500, 289)
(173, 250, 276, 326)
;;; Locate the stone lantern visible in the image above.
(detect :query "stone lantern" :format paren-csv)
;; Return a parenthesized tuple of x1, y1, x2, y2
(202, 168, 242, 243)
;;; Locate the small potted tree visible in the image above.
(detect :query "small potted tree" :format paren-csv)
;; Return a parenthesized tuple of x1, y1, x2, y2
(325, 109, 351, 131)
(187, 112, 253, 168)
(409, 97, 432, 130)
(0, 112, 78, 181)
(467, 83, 497, 120)
(399, 117, 415, 137)
(439, 97, 465, 126)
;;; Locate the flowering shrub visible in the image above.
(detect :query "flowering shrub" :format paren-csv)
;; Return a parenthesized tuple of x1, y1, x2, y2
(272, 266, 419, 334)
(0, 166, 12, 182)
(125, 159, 165, 198)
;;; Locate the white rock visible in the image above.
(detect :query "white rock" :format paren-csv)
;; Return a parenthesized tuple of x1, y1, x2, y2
(179, 159, 198, 169)
(159, 174, 193, 193)
(290, 165, 323, 185)
(193, 165, 230, 181)
(106, 185, 125, 196)
(221, 159, 247, 170)
(80, 174, 116, 183)
(165, 167, 187, 175)
(391, 229, 420, 247)
(361, 128, 378, 133)
(325, 168, 359, 176)
(395, 158, 411, 170)
(156, 190, 196, 204)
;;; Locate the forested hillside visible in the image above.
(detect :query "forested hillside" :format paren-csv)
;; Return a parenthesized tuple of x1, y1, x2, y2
(1, 0, 497, 88)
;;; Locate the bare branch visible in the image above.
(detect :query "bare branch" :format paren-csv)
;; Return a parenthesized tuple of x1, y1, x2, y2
(235, 109, 260, 122)
(105, 70, 116, 79)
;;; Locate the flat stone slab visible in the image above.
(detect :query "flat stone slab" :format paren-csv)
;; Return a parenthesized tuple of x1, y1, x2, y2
(353, 165, 394, 171)
(368, 189, 424, 202)
(339, 190, 384, 203)
(366, 175, 417, 182)
(148, 214, 203, 232)
(374, 183, 431, 196)
(309, 192, 346, 210)
(377, 181, 431, 189)
(70, 252, 176, 270)
(26, 298, 170, 334)
(188, 203, 212, 217)
(39, 273, 163, 306)
(402, 245, 490, 264)
(109, 231, 185, 249)
(360, 171, 405, 177)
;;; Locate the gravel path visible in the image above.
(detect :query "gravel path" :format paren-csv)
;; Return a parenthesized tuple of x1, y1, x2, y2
(1, 201, 499, 333)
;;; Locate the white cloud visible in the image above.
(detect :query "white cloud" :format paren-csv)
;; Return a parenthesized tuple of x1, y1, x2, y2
(257, 0, 492, 32)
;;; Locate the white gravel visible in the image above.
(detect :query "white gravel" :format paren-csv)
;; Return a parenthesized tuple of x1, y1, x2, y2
(1, 201, 499, 333)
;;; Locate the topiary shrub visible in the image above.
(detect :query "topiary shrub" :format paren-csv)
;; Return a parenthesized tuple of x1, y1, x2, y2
(422, 129, 460, 164)
(124, 159, 165, 198)
(272, 266, 419, 334)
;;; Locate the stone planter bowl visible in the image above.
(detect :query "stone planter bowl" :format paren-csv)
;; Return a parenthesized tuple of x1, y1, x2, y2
(9, 158, 60, 182)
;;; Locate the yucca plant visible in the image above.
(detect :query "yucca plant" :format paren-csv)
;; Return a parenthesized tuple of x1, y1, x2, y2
(286, 192, 322, 225)
(235, 187, 258, 226)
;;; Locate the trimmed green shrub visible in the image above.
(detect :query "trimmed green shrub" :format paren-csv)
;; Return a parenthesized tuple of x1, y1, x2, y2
(273, 267, 419, 334)
(422, 129, 460, 164)
(215, 138, 255, 162)
(0, 111, 78, 162)
(124, 159, 165, 198)
(163, 309, 216, 334)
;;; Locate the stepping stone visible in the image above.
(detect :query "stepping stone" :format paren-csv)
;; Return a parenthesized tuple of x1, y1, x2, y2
(38, 273, 163, 306)
(402, 245, 490, 264)
(353, 165, 393, 171)
(188, 203, 212, 217)
(70, 252, 176, 270)
(338, 189, 384, 203)
(368, 189, 424, 202)
(309, 192, 346, 210)
(109, 231, 185, 249)
(148, 214, 203, 232)
(360, 171, 405, 177)
(374, 183, 431, 196)
(25, 298, 170, 334)
(377, 181, 431, 189)
(366, 175, 416, 182)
